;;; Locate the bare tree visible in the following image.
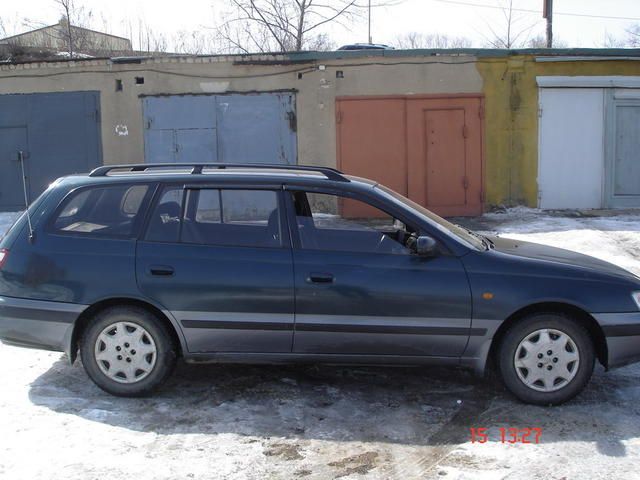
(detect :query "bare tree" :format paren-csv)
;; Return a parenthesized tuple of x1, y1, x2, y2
(53, 0, 94, 56)
(625, 24, 640, 47)
(216, 0, 360, 53)
(394, 32, 472, 49)
(304, 32, 336, 51)
(527, 34, 567, 48)
(602, 31, 625, 48)
(481, 0, 541, 49)
(19, 0, 95, 56)
(601, 25, 640, 48)
(0, 14, 31, 40)
(121, 17, 170, 54)
(58, 0, 75, 56)
(172, 30, 218, 55)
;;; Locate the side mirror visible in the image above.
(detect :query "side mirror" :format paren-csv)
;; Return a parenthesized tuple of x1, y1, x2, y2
(415, 235, 438, 257)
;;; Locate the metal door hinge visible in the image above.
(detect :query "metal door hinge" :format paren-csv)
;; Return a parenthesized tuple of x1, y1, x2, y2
(336, 110, 343, 124)
(287, 111, 297, 132)
(463, 176, 470, 189)
(478, 105, 485, 119)
(462, 125, 469, 138)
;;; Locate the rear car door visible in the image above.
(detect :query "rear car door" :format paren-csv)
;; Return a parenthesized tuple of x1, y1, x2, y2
(286, 188, 473, 357)
(136, 184, 294, 353)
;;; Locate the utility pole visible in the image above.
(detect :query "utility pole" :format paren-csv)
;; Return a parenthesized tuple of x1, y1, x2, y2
(368, 0, 372, 43)
(543, 0, 553, 48)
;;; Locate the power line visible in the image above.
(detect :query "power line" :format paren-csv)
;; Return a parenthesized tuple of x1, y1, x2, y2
(432, 0, 640, 22)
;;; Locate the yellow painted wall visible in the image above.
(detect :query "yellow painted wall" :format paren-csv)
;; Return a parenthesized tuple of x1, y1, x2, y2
(478, 56, 640, 208)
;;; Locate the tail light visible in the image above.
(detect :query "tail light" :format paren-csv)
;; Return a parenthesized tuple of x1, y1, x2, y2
(0, 249, 8, 270)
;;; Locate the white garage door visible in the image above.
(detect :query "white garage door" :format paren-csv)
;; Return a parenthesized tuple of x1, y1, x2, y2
(538, 88, 604, 209)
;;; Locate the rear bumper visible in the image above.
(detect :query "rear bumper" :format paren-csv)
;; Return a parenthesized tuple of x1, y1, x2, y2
(0, 296, 86, 355)
(595, 313, 640, 369)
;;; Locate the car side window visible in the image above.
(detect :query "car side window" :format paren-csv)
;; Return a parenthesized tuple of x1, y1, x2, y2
(180, 189, 282, 248)
(52, 184, 150, 237)
(290, 191, 416, 255)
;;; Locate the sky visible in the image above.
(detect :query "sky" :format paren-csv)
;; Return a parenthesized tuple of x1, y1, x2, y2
(2, 0, 640, 50)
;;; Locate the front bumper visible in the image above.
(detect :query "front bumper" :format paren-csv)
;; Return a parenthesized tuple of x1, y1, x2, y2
(595, 312, 640, 369)
(0, 295, 86, 354)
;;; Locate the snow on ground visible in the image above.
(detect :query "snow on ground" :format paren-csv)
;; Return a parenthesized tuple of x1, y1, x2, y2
(2, 209, 640, 479)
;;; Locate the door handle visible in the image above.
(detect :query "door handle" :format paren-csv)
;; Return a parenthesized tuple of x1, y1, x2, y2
(149, 265, 174, 277)
(307, 272, 334, 284)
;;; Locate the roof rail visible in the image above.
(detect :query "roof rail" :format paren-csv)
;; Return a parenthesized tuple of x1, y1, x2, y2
(88, 163, 350, 182)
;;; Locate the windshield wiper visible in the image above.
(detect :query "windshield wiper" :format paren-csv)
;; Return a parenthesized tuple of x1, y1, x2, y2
(484, 235, 495, 249)
(455, 224, 493, 250)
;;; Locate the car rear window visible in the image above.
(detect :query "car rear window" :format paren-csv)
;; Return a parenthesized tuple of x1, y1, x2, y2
(52, 184, 150, 238)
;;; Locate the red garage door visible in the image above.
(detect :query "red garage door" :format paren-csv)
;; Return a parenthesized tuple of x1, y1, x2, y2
(336, 95, 484, 217)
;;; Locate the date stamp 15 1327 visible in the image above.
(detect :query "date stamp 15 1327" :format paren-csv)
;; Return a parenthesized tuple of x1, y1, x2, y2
(470, 427, 543, 444)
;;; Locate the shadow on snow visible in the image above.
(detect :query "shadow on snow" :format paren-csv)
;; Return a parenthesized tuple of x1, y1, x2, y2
(27, 357, 640, 458)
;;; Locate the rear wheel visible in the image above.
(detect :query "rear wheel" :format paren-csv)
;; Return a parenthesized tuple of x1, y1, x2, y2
(498, 313, 595, 405)
(80, 306, 176, 397)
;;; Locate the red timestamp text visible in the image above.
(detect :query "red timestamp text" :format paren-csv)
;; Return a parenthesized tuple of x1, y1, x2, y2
(470, 427, 543, 444)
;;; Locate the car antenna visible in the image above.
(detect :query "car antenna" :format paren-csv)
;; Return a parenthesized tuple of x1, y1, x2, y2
(18, 151, 35, 244)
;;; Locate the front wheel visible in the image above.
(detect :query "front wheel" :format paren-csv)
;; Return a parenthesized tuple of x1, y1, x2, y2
(498, 313, 595, 405)
(80, 306, 177, 397)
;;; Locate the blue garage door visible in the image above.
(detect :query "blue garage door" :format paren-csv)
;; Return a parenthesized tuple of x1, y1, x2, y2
(142, 92, 297, 165)
(0, 92, 102, 211)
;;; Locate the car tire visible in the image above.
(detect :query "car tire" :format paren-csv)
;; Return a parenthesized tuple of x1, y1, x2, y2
(80, 306, 177, 397)
(497, 312, 595, 406)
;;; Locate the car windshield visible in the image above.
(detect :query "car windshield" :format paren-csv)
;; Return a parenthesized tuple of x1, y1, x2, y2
(374, 184, 487, 251)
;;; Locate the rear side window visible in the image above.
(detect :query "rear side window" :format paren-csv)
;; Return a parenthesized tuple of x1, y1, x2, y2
(183, 189, 281, 248)
(52, 184, 150, 238)
(145, 187, 281, 248)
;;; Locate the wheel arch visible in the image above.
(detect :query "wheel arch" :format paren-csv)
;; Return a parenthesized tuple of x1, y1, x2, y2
(487, 302, 608, 372)
(68, 297, 185, 364)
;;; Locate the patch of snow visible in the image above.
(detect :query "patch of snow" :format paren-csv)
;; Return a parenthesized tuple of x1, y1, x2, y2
(55, 51, 94, 59)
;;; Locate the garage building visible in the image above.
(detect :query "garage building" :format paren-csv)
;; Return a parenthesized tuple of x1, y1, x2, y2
(0, 48, 639, 214)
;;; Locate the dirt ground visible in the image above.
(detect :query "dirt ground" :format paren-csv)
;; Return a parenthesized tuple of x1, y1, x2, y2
(2, 208, 640, 480)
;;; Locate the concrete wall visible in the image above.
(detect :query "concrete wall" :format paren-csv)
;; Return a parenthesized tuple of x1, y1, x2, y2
(0, 54, 483, 174)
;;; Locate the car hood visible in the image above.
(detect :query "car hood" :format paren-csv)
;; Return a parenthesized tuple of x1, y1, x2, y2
(486, 235, 640, 283)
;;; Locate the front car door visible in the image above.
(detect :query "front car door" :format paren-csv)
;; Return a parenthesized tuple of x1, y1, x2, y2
(136, 183, 294, 353)
(286, 187, 472, 357)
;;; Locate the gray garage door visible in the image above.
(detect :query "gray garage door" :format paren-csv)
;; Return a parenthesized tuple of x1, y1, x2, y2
(606, 100, 640, 208)
(0, 91, 102, 211)
(142, 92, 297, 165)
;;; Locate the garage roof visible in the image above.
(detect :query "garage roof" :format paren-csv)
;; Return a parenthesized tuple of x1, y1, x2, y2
(4, 47, 640, 67)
